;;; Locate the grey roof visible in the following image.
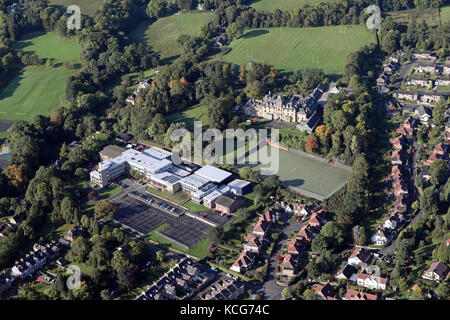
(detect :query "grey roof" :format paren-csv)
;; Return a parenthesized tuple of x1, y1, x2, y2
(100, 145, 126, 159)
(195, 165, 232, 183)
(215, 195, 236, 208)
(228, 179, 251, 189)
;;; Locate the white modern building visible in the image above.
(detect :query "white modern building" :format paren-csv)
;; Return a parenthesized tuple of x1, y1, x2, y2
(90, 147, 172, 187)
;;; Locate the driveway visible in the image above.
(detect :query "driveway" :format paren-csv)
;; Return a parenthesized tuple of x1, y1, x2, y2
(256, 219, 302, 300)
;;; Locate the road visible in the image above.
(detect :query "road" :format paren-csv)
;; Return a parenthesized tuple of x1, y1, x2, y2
(392, 61, 415, 90)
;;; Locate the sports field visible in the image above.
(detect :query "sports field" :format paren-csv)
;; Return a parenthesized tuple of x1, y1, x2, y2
(0, 32, 80, 122)
(223, 25, 374, 74)
(130, 12, 215, 60)
(250, 0, 335, 11)
(251, 144, 351, 200)
(48, 0, 104, 17)
(385, 7, 442, 27)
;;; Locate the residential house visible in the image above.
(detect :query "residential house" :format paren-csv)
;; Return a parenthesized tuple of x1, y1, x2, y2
(336, 264, 357, 281)
(422, 261, 449, 282)
(371, 228, 390, 245)
(287, 237, 305, 256)
(435, 77, 450, 87)
(415, 105, 432, 125)
(413, 61, 438, 74)
(253, 216, 271, 238)
(243, 233, 262, 254)
(314, 283, 336, 300)
(412, 50, 436, 61)
(65, 226, 84, 242)
(230, 252, 255, 273)
(297, 224, 316, 243)
(356, 271, 388, 290)
(391, 150, 403, 165)
(377, 72, 390, 86)
(394, 89, 419, 102)
(343, 289, 378, 300)
(348, 247, 373, 267)
(409, 76, 430, 87)
(280, 254, 296, 276)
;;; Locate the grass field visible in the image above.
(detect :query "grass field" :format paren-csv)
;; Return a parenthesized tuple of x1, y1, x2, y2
(0, 32, 81, 122)
(223, 25, 374, 74)
(385, 7, 442, 26)
(130, 12, 214, 61)
(250, 0, 335, 11)
(146, 187, 189, 205)
(166, 104, 209, 130)
(249, 144, 351, 200)
(48, 0, 104, 17)
(441, 6, 450, 23)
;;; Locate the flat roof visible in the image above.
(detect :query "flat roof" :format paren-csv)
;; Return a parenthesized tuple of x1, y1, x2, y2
(228, 179, 251, 189)
(169, 166, 191, 177)
(100, 145, 126, 159)
(179, 174, 210, 189)
(151, 172, 181, 186)
(203, 190, 224, 202)
(195, 165, 232, 183)
(113, 149, 172, 173)
(143, 146, 172, 160)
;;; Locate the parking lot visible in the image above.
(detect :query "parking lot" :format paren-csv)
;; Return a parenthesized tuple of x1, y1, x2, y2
(114, 196, 212, 248)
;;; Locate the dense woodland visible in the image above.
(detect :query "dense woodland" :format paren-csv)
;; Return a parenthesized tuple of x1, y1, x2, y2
(0, 0, 448, 299)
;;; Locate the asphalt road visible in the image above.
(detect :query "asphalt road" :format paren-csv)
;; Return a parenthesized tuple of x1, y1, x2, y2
(392, 61, 415, 90)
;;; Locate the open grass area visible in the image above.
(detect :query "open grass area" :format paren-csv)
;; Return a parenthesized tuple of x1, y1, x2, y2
(145, 187, 189, 205)
(147, 224, 209, 259)
(0, 32, 81, 122)
(223, 25, 374, 75)
(182, 200, 209, 212)
(248, 144, 351, 200)
(55, 224, 75, 237)
(166, 104, 209, 131)
(250, 0, 335, 11)
(48, 0, 104, 17)
(441, 6, 450, 23)
(385, 7, 442, 26)
(130, 12, 214, 61)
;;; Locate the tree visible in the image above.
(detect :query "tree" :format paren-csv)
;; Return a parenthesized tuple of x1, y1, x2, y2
(156, 250, 166, 263)
(226, 21, 244, 39)
(117, 263, 139, 290)
(67, 237, 91, 263)
(208, 226, 224, 244)
(305, 137, 319, 154)
(111, 250, 130, 272)
(95, 200, 117, 219)
(420, 186, 439, 214)
(436, 282, 449, 299)
(282, 287, 293, 299)
(430, 159, 447, 186)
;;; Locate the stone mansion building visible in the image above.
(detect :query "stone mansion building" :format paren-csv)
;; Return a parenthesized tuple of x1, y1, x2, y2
(240, 84, 339, 132)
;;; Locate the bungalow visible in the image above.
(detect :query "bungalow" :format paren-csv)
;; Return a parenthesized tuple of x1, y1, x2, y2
(230, 252, 255, 273)
(371, 228, 390, 245)
(314, 283, 336, 300)
(280, 254, 297, 276)
(356, 271, 388, 290)
(348, 247, 372, 267)
(343, 289, 378, 300)
(422, 261, 449, 282)
(243, 233, 262, 254)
